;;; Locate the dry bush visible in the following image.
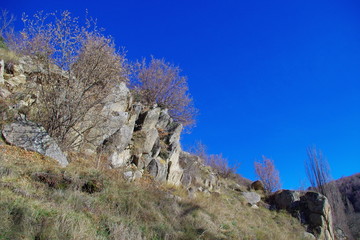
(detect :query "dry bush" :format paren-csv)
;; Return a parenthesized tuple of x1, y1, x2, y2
(6, 11, 127, 150)
(206, 153, 239, 179)
(190, 141, 239, 178)
(254, 156, 281, 193)
(131, 57, 197, 128)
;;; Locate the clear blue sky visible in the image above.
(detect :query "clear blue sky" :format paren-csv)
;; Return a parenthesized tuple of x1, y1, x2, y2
(4, 0, 360, 189)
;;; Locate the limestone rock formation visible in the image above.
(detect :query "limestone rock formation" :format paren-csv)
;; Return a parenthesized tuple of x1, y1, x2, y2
(242, 191, 261, 207)
(2, 120, 68, 167)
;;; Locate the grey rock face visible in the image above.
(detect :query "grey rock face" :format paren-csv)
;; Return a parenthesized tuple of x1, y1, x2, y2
(242, 192, 261, 206)
(270, 190, 334, 240)
(2, 121, 68, 167)
(300, 192, 334, 240)
(156, 109, 172, 129)
(273, 190, 300, 210)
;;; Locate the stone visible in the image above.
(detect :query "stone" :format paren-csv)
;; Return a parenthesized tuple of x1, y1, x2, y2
(303, 232, 316, 240)
(71, 82, 131, 153)
(251, 180, 265, 191)
(0, 87, 11, 98)
(146, 158, 167, 182)
(2, 121, 68, 167)
(133, 170, 143, 181)
(5, 74, 27, 88)
(273, 190, 300, 210)
(123, 171, 133, 180)
(156, 109, 171, 129)
(167, 143, 183, 185)
(242, 192, 261, 206)
(133, 128, 159, 155)
(109, 148, 132, 168)
(0, 59, 4, 84)
(136, 107, 161, 131)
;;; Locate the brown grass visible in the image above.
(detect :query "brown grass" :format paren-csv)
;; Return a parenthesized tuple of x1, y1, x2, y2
(0, 145, 309, 240)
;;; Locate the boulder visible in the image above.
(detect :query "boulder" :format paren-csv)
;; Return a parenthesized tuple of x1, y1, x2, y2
(242, 192, 261, 206)
(273, 190, 300, 210)
(2, 121, 68, 167)
(251, 180, 265, 192)
(167, 143, 183, 185)
(146, 158, 168, 182)
(136, 107, 160, 131)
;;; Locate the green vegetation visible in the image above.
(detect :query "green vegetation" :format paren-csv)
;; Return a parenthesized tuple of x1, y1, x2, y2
(0, 145, 309, 240)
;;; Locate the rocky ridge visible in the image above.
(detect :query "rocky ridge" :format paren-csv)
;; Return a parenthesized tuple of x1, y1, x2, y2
(0, 55, 337, 240)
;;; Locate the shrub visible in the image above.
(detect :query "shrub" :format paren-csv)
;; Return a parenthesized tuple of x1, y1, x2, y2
(254, 156, 281, 193)
(131, 57, 197, 128)
(191, 141, 239, 178)
(6, 11, 127, 150)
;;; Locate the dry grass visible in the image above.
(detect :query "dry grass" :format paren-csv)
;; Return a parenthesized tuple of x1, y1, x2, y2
(0, 145, 309, 240)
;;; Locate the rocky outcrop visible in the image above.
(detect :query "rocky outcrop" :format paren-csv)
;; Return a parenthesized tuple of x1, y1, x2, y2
(0, 55, 218, 190)
(1, 120, 68, 167)
(269, 190, 335, 240)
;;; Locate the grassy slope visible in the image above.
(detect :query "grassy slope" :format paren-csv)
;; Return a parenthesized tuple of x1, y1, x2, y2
(0, 145, 308, 240)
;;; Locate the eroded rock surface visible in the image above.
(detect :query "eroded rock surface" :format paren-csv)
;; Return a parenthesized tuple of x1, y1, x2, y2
(2, 121, 68, 167)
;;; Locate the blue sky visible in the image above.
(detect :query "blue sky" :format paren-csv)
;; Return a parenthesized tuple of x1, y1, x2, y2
(3, 0, 360, 189)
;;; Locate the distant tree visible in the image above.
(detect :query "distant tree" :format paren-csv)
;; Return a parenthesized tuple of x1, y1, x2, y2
(254, 156, 281, 193)
(131, 57, 197, 128)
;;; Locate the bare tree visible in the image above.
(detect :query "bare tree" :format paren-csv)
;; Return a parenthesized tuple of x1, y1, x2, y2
(305, 146, 353, 239)
(131, 57, 197, 128)
(6, 11, 127, 150)
(0, 9, 15, 37)
(305, 147, 331, 195)
(254, 156, 281, 193)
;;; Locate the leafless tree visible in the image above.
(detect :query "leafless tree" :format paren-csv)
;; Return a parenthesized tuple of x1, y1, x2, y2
(305, 146, 353, 239)
(131, 57, 197, 128)
(254, 156, 281, 193)
(305, 147, 331, 195)
(0, 9, 15, 37)
(6, 11, 127, 150)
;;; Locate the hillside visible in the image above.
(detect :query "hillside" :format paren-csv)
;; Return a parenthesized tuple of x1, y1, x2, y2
(335, 173, 360, 239)
(0, 144, 309, 240)
(0, 11, 351, 239)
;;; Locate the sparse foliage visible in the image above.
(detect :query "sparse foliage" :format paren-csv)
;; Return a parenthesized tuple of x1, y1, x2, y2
(131, 57, 197, 128)
(254, 156, 281, 193)
(6, 11, 127, 150)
